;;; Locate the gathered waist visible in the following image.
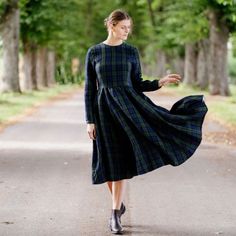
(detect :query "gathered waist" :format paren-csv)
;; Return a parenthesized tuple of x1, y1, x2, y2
(98, 85, 133, 90)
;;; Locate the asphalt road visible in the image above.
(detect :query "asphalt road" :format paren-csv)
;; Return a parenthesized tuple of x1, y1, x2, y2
(0, 89, 235, 236)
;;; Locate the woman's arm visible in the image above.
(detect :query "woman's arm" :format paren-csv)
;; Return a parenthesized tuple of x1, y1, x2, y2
(131, 47, 181, 91)
(131, 47, 162, 92)
(84, 47, 97, 124)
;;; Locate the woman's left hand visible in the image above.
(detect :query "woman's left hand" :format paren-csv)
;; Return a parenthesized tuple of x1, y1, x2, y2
(159, 74, 182, 87)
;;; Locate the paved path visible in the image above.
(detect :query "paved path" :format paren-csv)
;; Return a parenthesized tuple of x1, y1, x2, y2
(0, 88, 235, 235)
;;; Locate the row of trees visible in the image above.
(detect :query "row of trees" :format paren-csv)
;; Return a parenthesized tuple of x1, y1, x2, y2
(0, 0, 236, 95)
(129, 0, 236, 96)
(0, 0, 83, 93)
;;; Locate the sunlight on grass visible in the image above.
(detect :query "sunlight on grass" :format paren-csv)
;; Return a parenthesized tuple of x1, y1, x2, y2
(0, 84, 79, 123)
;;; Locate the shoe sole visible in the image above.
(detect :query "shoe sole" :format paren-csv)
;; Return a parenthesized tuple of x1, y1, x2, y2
(111, 231, 123, 235)
(110, 228, 124, 234)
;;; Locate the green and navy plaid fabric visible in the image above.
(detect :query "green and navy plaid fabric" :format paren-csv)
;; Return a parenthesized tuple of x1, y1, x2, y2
(84, 42, 208, 185)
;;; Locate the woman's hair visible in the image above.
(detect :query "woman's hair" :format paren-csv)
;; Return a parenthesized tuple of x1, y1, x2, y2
(104, 9, 133, 34)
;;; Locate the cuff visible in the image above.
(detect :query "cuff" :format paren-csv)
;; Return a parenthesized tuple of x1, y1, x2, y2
(86, 120, 95, 124)
(156, 79, 162, 89)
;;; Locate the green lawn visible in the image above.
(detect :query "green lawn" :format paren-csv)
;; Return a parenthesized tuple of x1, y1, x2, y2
(0, 84, 79, 124)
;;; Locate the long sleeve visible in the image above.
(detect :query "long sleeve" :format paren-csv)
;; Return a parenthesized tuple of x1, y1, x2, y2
(84, 47, 97, 124)
(131, 47, 162, 92)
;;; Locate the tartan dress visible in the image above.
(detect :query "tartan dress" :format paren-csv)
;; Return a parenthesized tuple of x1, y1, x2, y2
(84, 42, 208, 185)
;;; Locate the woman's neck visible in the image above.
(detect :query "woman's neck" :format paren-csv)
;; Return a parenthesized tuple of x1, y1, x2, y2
(103, 36, 123, 46)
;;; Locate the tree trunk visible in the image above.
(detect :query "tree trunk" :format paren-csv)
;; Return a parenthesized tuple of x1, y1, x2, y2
(155, 49, 167, 77)
(46, 50, 56, 86)
(142, 50, 166, 78)
(171, 56, 184, 79)
(36, 47, 47, 88)
(19, 53, 25, 89)
(184, 43, 197, 85)
(0, 7, 20, 92)
(197, 39, 210, 90)
(147, 0, 156, 27)
(208, 9, 230, 96)
(22, 42, 38, 91)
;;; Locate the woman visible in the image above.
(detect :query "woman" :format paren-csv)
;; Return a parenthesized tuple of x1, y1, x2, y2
(84, 9, 208, 234)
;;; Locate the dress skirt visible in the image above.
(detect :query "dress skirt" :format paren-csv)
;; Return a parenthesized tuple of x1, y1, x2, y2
(91, 86, 207, 184)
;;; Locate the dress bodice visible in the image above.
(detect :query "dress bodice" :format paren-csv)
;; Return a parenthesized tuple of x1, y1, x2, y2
(84, 41, 161, 124)
(87, 42, 137, 89)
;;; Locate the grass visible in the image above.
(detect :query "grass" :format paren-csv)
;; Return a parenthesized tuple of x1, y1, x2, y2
(0, 84, 80, 124)
(209, 101, 236, 125)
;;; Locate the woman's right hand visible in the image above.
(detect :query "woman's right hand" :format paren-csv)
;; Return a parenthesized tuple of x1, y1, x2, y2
(159, 74, 181, 87)
(87, 123, 96, 140)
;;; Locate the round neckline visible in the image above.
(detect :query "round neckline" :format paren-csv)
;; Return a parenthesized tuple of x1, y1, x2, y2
(101, 42, 124, 47)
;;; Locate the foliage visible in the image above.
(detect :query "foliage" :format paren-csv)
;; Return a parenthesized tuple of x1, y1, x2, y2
(229, 49, 236, 82)
(208, 0, 236, 32)
(0, 0, 18, 24)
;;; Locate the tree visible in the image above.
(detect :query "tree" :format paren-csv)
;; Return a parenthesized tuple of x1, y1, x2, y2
(20, 0, 87, 87)
(207, 0, 236, 95)
(152, 0, 236, 95)
(0, 0, 21, 93)
(20, 0, 58, 90)
(154, 0, 209, 88)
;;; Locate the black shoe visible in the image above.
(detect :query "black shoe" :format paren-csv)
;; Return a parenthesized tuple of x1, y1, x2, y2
(119, 202, 126, 217)
(109, 209, 123, 234)
(108, 202, 126, 225)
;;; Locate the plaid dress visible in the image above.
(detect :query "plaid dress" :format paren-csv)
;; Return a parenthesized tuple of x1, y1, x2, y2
(84, 42, 208, 185)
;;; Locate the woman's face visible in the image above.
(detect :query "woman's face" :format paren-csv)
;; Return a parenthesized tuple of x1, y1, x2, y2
(110, 19, 131, 41)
